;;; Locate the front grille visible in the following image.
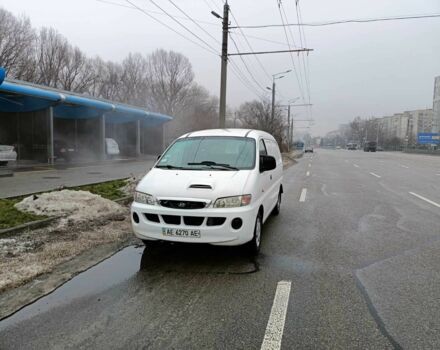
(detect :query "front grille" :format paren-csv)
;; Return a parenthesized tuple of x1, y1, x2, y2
(159, 200, 206, 210)
(206, 217, 226, 226)
(144, 213, 160, 223)
(161, 215, 181, 225)
(183, 216, 204, 226)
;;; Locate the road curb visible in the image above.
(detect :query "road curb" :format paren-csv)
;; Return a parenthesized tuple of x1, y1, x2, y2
(0, 216, 61, 237)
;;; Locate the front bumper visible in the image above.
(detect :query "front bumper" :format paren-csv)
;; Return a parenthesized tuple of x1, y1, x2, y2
(131, 202, 258, 246)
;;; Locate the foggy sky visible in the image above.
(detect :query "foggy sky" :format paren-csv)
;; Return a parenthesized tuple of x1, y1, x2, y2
(2, 0, 440, 135)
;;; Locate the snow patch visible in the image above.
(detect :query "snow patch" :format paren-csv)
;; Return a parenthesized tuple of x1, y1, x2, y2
(14, 190, 125, 228)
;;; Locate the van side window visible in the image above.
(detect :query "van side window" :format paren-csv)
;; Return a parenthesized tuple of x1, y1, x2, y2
(265, 139, 281, 164)
(259, 139, 267, 156)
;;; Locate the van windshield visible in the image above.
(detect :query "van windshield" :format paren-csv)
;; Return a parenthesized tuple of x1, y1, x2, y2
(156, 136, 256, 170)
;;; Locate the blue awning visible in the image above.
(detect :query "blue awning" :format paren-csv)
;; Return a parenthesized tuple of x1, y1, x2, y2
(0, 79, 172, 126)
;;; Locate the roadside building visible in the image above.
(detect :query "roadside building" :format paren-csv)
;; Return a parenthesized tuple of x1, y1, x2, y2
(0, 78, 172, 165)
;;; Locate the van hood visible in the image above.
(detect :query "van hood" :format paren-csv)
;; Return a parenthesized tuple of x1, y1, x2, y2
(137, 168, 252, 200)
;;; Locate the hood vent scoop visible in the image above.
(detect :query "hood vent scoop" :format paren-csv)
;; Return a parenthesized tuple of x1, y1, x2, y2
(189, 184, 212, 189)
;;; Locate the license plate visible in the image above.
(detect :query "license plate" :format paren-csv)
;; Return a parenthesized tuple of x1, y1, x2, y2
(162, 228, 201, 238)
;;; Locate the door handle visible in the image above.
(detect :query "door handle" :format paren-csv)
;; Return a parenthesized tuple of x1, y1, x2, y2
(270, 175, 272, 180)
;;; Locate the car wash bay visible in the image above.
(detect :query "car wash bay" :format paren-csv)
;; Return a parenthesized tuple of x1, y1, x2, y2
(0, 79, 171, 165)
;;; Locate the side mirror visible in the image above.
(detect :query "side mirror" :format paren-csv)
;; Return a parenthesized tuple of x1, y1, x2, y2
(259, 155, 276, 172)
(157, 154, 161, 160)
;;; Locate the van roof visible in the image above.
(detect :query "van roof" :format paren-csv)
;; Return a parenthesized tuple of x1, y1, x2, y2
(179, 128, 274, 140)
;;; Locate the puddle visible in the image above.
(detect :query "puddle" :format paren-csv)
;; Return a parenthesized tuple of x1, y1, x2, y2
(0, 246, 143, 330)
(0, 243, 258, 331)
(42, 176, 61, 179)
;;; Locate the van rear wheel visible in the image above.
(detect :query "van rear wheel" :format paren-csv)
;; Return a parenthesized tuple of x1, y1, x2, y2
(272, 191, 281, 216)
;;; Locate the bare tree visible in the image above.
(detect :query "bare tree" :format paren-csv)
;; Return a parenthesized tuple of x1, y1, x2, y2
(145, 49, 194, 115)
(119, 53, 148, 106)
(237, 99, 286, 145)
(0, 8, 36, 80)
(59, 47, 96, 93)
(34, 27, 69, 87)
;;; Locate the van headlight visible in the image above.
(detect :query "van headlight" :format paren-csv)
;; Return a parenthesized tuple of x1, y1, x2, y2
(134, 191, 156, 205)
(213, 195, 252, 208)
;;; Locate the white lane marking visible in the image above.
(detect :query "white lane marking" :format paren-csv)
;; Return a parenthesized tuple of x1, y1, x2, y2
(308, 163, 311, 168)
(400, 165, 409, 169)
(261, 281, 292, 350)
(306, 171, 310, 176)
(409, 192, 440, 208)
(353, 164, 360, 168)
(369, 172, 381, 178)
(299, 188, 307, 202)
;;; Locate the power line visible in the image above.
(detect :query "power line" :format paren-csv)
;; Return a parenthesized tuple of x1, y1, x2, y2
(230, 13, 440, 29)
(124, 0, 218, 55)
(275, 0, 306, 104)
(147, 0, 219, 54)
(229, 35, 268, 93)
(97, 0, 220, 26)
(229, 8, 272, 81)
(166, 0, 220, 45)
(228, 59, 267, 100)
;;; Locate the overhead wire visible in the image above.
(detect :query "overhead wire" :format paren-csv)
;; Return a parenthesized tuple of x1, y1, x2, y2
(228, 8, 272, 81)
(166, 0, 220, 45)
(146, 0, 219, 54)
(229, 35, 269, 94)
(230, 13, 440, 29)
(275, 0, 306, 104)
(124, 0, 219, 56)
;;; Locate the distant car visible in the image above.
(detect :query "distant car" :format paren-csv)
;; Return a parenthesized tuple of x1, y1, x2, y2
(363, 141, 377, 152)
(54, 139, 77, 162)
(347, 143, 357, 150)
(336, 146, 341, 149)
(376, 146, 384, 151)
(0, 145, 17, 166)
(105, 138, 120, 158)
(304, 146, 314, 153)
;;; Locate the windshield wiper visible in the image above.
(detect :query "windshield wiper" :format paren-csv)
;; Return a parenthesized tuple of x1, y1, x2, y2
(156, 164, 185, 169)
(187, 161, 238, 171)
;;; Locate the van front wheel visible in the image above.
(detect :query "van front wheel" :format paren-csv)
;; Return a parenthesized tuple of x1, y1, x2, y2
(246, 213, 262, 255)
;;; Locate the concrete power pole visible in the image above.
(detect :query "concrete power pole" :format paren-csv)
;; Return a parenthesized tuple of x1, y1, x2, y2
(287, 105, 291, 151)
(219, 1, 229, 128)
(271, 80, 276, 122)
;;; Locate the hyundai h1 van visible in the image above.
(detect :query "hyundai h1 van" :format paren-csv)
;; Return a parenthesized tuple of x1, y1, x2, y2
(131, 129, 283, 254)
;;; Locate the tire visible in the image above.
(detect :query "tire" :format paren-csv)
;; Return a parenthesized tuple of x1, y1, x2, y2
(246, 213, 262, 255)
(272, 191, 281, 216)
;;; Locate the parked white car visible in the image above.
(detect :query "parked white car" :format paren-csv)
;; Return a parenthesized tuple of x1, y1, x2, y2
(0, 145, 17, 166)
(105, 138, 120, 157)
(131, 129, 283, 254)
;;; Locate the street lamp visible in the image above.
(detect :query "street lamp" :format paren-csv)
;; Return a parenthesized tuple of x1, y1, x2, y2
(270, 69, 291, 121)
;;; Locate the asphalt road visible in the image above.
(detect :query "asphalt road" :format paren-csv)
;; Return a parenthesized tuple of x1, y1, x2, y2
(0, 158, 156, 198)
(1, 149, 439, 349)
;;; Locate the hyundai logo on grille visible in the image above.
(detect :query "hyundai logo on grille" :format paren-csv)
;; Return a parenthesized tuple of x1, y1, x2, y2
(177, 202, 186, 208)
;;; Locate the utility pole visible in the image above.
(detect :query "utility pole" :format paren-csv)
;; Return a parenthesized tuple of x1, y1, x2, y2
(287, 105, 291, 151)
(218, 1, 229, 128)
(271, 80, 276, 122)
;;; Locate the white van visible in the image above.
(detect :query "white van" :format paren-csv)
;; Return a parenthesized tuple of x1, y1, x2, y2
(131, 129, 283, 254)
